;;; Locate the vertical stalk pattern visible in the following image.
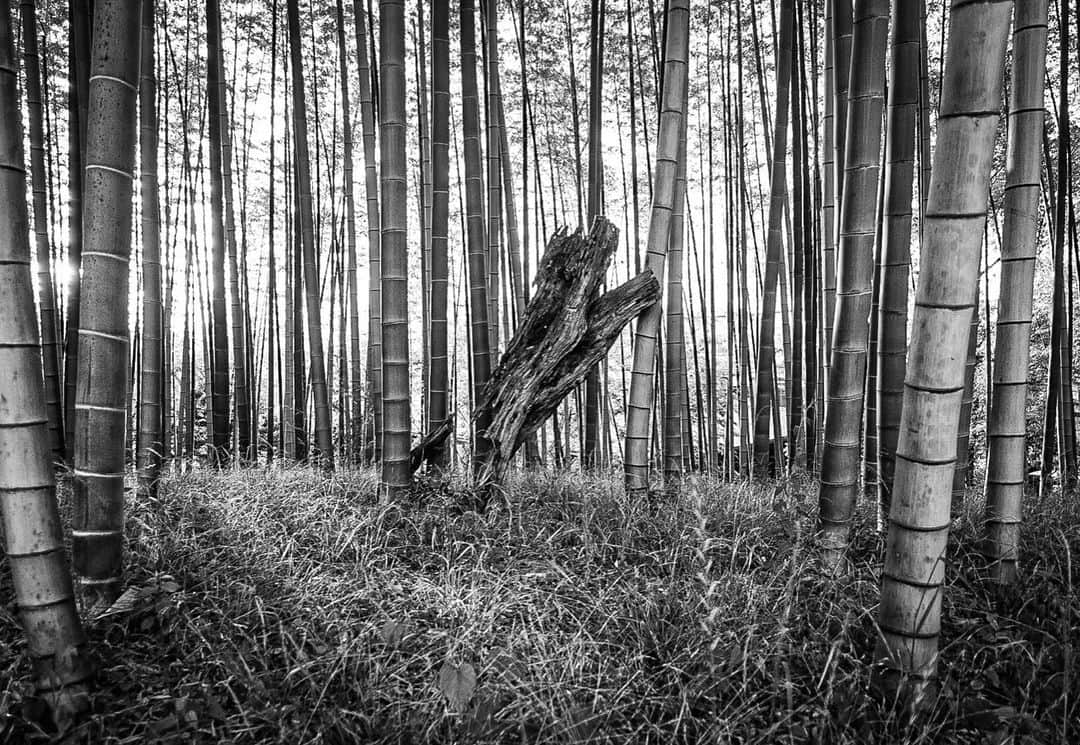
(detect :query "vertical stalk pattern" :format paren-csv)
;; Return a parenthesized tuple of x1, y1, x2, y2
(378, 0, 411, 494)
(429, 0, 451, 468)
(353, 0, 382, 464)
(205, 0, 231, 464)
(72, 0, 142, 607)
(984, 0, 1048, 584)
(286, 0, 333, 467)
(461, 0, 493, 470)
(138, 0, 164, 496)
(749, 0, 793, 474)
(335, 0, 362, 464)
(663, 107, 688, 481)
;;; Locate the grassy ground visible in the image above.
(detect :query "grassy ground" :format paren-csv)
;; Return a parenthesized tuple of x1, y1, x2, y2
(0, 467, 1078, 744)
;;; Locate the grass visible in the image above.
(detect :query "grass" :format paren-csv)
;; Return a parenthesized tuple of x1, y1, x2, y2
(1, 466, 1078, 743)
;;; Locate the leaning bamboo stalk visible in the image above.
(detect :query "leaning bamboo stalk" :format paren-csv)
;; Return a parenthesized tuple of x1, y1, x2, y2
(622, 0, 690, 495)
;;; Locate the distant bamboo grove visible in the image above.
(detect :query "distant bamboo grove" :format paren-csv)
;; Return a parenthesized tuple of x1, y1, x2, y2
(0, 0, 1077, 719)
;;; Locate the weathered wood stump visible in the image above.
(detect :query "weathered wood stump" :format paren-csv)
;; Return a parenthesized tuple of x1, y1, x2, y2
(411, 218, 660, 492)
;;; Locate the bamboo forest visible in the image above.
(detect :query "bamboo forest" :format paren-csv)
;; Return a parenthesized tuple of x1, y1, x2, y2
(3, 0, 1080, 741)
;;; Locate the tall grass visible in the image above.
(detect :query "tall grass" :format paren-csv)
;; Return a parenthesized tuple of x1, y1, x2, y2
(1, 467, 1076, 743)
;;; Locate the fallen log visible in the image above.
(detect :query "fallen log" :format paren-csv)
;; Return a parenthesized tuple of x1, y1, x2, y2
(410, 218, 660, 488)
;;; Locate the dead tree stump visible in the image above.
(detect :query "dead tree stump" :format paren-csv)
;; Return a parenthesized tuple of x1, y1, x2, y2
(412, 217, 660, 492)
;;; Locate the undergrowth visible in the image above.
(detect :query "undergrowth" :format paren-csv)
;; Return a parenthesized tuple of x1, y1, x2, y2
(0, 467, 1077, 743)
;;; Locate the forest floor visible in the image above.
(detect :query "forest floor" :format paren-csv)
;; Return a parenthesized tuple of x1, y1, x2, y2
(1, 466, 1078, 744)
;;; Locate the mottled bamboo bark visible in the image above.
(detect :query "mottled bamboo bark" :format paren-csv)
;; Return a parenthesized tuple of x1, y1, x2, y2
(72, 0, 141, 607)
(0, 2, 93, 712)
(876, 0, 1011, 702)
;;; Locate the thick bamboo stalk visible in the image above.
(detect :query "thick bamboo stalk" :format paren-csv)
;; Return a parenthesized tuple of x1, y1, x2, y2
(876, 0, 1011, 702)
(818, 0, 888, 567)
(72, 0, 141, 607)
(0, 0, 93, 712)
